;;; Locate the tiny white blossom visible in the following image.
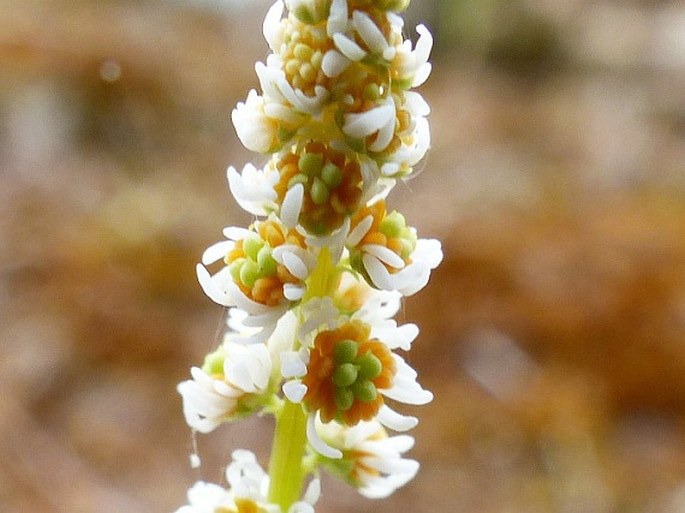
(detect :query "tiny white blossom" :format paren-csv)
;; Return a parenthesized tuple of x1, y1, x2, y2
(317, 418, 420, 498)
(232, 89, 281, 154)
(177, 341, 273, 433)
(393, 24, 433, 88)
(196, 216, 316, 335)
(227, 162, 279, 216)
(174, 481, 232, 513)
(361, 237, 443, 296)
(176, 450, 320, 513)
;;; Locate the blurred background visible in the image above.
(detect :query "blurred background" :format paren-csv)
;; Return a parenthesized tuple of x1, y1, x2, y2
(1, 0, 684, 511)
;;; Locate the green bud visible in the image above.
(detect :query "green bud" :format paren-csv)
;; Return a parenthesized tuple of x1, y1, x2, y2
(243, 236, 264, 261)
(299, 152, 324, 176)
(333, 363, 359, 388)
(229, 258, 246, 282)
(335, 387, 355, 411)
(379, 211, 406, 238)
(293, 5, 315, 25)
(240, 259, 260, 288)
(311, 50, 323, 68)
(353, 380, 377, 403)
(363, 83, 381, 101)
(357, 352, 383, 380)
(257, 245, 277, 275)
(334, 339, 359, 364)
(311, 177, 330, 206)
(321, 162, 343, 188)
(294, 43, 313, 61)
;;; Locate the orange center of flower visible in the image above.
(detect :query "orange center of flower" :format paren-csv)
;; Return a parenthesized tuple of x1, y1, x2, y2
(225, 219, 305, 306)
(348, 200, 416, 279)
(275, 142, 363, 235)
(302, 321, 396, 426)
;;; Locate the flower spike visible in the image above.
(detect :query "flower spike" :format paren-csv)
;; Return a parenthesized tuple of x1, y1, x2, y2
(179, 0, 440, 510)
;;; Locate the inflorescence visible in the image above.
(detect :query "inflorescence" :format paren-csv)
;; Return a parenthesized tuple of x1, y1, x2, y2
(176, 1, 441, 511)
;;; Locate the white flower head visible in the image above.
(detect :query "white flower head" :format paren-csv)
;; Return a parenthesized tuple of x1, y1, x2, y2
(177, 341, 273, 433)
(176, 451, 320, 513)
(393, 24, 433, 88)
(228, 450, 321, 513)
(196, 215, 316, 334)
(228, 162, 279, 217)
(280, 296, 431, 457)
(348, 200, 442, 296)
(174, 481, 233, 513)
(382, 91, 431, 178)
(232, 89, 283, 154)
(316, 418, 420, 498)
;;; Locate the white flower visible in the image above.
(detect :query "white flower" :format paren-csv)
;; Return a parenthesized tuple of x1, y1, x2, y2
(177, 341, 273, 433)
(232, 89, 282, 154)
(348, 203, 443, 296)
(176, 451, 321, 513)
(227, 162, 279, 216)
(174, 481, 233, 513)
(227, 450, 321, 513)
(393, 24, 433, 88)
(196, 216, 316, 334)
(316, 418, 420, 498)
(279, 297, 432, 457)
(343, 96, 396, 153)
(361, 237, 443, 296)
(382, 91, 431, 177)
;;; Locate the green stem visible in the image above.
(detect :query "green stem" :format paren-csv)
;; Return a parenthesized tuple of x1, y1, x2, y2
(267, 248, 340, 510)
(267, 399, 308, 510)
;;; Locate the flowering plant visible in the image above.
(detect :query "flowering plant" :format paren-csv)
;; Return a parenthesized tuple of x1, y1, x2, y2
(176, 1, 441, 511)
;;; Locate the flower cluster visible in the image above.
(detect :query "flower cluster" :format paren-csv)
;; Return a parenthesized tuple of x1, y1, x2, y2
(176, 1, 441, 511)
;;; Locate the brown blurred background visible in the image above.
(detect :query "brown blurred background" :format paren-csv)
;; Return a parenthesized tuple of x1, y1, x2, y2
(1, 0, 684, 512)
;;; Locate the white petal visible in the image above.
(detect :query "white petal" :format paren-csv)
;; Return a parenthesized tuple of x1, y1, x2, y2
(371, 321, 418, 351)
(414, 25, 433, 68)
(281, 184, 304, 228)
(302, 478, 321, 505)
(282, 252, 309, 280)
(364, 455, 419, 475)
(333, 33, 367, 61)
(283, 284, 305, 301)
(343, 102, 395, 139)
(327, 0, 348, 36)
(363, 244, 405, 269)
(222, 226, 253, 241)
(362, 253, 394, 290)
(283, 380, 308, 403)
(263, 1, 285, 51)
(196, 264, 233, 306)
(201, 240, 233, 266)
(377, 405, 418, 432)
(322, 49, 350, 78)
(307, 414, 343, 459)
(347, 215, 373, 247)
(281, 351, 307, 378)
(352, 11, 388, 54)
